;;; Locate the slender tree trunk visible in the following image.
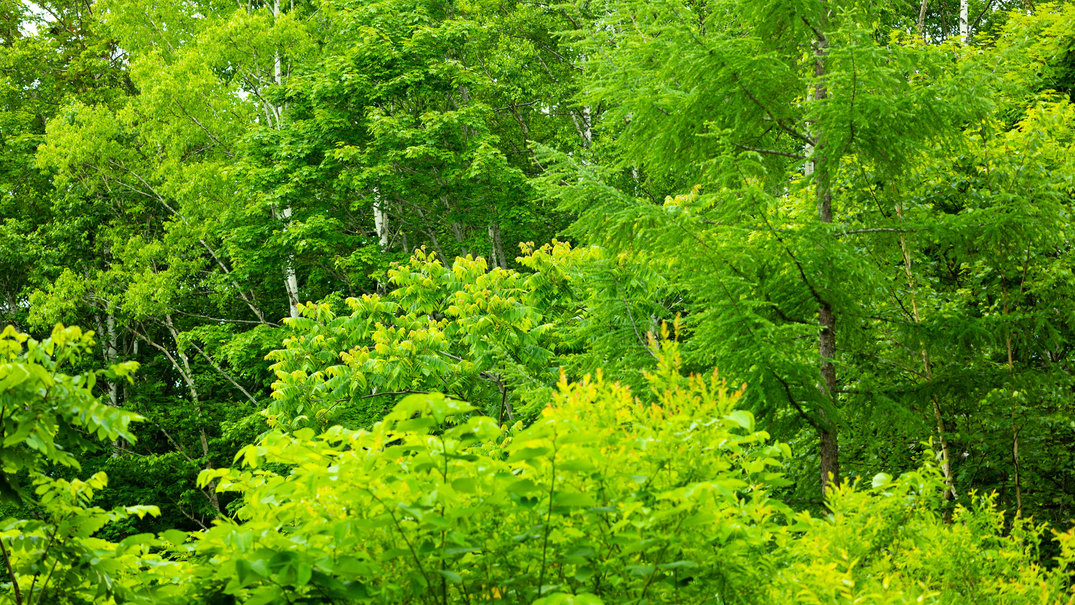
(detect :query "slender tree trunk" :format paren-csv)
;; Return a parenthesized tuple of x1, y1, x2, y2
(105, 311, 119, 407)
(94, 309, 122, 457)
(374, 190, 390, 251)
(273, 205, 301, 318)
(273, 0, 300, 319)
(105, 310, 121, 457)
(159, 315, 222, 515)
(811, 8, 840, 499)
(571, 106, 593, 149)
(1004, 292, 1022, 516)
(488, 221, 507, 269)
(917, 0, 929, 41)
(897, 206, 957, 500)
(959, 0, 969, 44)
(373, 188, 390, 293)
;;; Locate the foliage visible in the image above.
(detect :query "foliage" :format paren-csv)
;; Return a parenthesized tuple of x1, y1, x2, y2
(196, 348, 790, 604)
(3, 0, 1075, 601)
(769, 466, 1075, 603)
(265, 244, 593, 430)
(0, 325, 174, 604)
(149, 351, 1075, 604)
(0, 325, 138, 497)
(541, 0, 1075, 516)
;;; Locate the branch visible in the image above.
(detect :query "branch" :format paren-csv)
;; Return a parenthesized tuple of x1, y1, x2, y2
(126, 323, 197, 393)
(612, 274, 659, 361)
(185, 340, 261, 407)
(970, 0, 995, 35)
(774, 372, 823, 432)
(725, 67, 814, 147)
(169, 308, 278, 327)
(103, 161, 269, 323)
(0, 538, 22, 605)
(171, 100, 235, 158)
(839, 227, 919, 235)
(733, 143, 807, 160)
(758, 212, 826, 307)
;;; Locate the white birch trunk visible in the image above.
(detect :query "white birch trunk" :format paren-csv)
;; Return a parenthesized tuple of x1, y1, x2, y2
(274, 205, 301, 318)
(106, 311, 119, 407)
(273, 0, 300, 318)
(373, 189, 389, 251)
(163, 315, 221, 515)
(488, 222, 507, 269)
(571, 106, 593, 150)
(917, 0, 929, 41)
(582, 105, 592, 148)
(959, 0, 969, 44)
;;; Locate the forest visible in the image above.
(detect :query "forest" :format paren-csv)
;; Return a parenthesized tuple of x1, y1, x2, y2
(2, 0, 1075, 602)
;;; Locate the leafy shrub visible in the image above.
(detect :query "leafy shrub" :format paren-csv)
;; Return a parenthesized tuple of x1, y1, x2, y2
(5, 325, 1075, 604)
(193, 343, 790, 604)
(0, 325, 180, 604)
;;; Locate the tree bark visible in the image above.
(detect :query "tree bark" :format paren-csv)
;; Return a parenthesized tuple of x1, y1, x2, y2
(374, 189, 390, 252)
(130, 317, 222, 516)
(105, 310, 121, 457)
(273, 0, 300, 319)
(488, 221, 507, 269)
(274, 205, 301, 318)
(812, 7, 840, 499)
(959, 0, 969, 44)
(1004, 292, 1022, 516)
(917, 0, 929, 41)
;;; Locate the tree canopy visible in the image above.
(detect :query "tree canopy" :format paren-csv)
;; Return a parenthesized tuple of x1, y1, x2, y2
(2, 0, 1075, 602)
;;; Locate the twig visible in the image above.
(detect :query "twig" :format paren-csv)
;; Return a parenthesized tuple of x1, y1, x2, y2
(0, 537, 22, 605)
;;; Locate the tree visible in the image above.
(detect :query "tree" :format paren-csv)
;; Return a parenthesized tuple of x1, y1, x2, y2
(544, 0, 979, 500)
(0, 325, 154, 603)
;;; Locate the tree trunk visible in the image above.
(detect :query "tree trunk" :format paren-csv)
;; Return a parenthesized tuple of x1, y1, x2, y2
(571, 106, 593, 149)
(374, 189, 390, 251)
(273, 204, 301, 318)
(917, 0, 928, 41)
(163, 315, 222, 516)
(105, 310, 121, 457)
(488, 221, 507, 269)
(959, 0, 969, 44)
(812, 8, 840, 499)
(896, 204, 957, 500)
(1004, 294, 1022, 516)
(273, 0, 300, 319)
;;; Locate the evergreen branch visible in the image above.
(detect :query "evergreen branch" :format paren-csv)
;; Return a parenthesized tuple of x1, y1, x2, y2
(758, 211, 826, 308)
(733, 143, 806, 159)
(773, 372, 822, 431)
(839, 227, 920, 235)
(800, 16, 828, 46)
(726, 67, 814, 147)
(613, 274, 659, 361)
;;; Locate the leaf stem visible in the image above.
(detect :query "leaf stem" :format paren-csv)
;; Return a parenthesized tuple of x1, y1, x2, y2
(537, 442, 558, 597)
